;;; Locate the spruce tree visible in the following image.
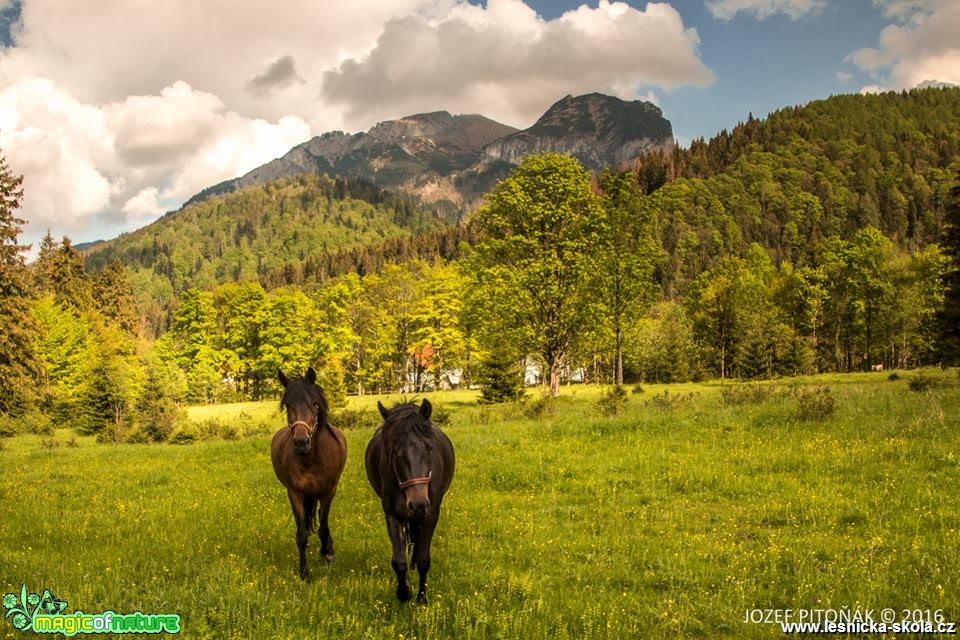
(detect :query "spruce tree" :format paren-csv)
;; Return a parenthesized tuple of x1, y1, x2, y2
(95, 258, 140, 334)
(49, 237, 95, 313)
(478, 351, 524, 404)
(0, 150, 37, 415)
(938, 170, 960, 364)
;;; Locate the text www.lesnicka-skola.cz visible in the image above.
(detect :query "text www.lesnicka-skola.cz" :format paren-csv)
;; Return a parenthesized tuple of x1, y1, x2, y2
(745, 608, 957, 635)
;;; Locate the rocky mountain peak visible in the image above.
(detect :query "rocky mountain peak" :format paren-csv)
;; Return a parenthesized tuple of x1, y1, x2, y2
(481, 93, 673, 170)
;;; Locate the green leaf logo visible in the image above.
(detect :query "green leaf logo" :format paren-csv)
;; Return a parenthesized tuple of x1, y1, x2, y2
(3, 584, 69, 632)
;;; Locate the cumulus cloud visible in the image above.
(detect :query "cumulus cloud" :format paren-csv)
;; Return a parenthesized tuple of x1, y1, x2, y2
(847, 0, 960, 91)
(322, 0, 713, 128)
(0, 77, 311, 243)
(246, 55, 306, 97)
(705, 0, 825, 21)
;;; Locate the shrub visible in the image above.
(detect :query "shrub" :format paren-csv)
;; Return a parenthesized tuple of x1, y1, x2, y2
(646, 389, 690, 410)
(168, 427, 198, 444)
(332, 409, 380, 431)
(887, 371, 901, 381)
(522, 393, 555, 419)
(0, 412, 20, 437)
(907, 368, 957, 392)
(720, 383, 776, 406)
(631, 384, 645, 395)
(796, 386, 836, 421)
(597, 385, 629, 416)
(430, 404, 452, 426)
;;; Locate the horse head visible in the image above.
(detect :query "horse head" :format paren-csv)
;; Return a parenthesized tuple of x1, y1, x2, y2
(279, 367, 328, 455)
(379, 399, 434, 517)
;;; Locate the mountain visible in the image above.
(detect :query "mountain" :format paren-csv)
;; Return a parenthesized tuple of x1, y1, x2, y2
(185, 93, 674, 211)
(481, 93, 672, 168)
(186, 112, 518, 211)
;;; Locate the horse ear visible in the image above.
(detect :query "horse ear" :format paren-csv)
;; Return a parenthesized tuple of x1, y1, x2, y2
(420, 398, 432, 422)
(277, 370, 289, 387)
(377, 401, 390, 420)
(306, 367, 317, 384)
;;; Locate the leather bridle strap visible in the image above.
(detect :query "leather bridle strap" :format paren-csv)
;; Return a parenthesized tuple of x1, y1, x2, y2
(398, 470, 432, 490)
(288, 419, 317, 437)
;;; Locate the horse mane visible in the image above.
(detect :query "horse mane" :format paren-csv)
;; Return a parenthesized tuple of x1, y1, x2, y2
(280, 376, 331, 429)
(382, 403, 433, 442)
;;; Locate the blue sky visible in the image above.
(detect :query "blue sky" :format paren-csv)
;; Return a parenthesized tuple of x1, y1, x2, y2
(0, 0, 957, 249)
(529, 0, 890, 144)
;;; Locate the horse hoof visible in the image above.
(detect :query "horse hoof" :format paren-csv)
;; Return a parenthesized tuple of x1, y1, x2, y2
(299, 567, 309, 581)
(416, 593, 428, 605)
(323, 553, 335, 563)
(397, 586, 412, 602)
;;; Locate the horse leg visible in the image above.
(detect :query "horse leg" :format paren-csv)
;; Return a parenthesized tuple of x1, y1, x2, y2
(386, 514, 411, 602)
(318, 495, 334, 560)
(412, 513, 438, 604)
(287, 489, 310, 580)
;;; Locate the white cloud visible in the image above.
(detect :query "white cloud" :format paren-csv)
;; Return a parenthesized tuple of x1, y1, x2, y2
(835, 71, 854, 82)
(0, 78, 116, 235)
(0, 77, 311, 244)
(0, 0, 712, 248)
(705, 0, 826, 21)
(847, 0, 960, 91)
(322, 0, 713, 129)
(121, 187, 166, 221)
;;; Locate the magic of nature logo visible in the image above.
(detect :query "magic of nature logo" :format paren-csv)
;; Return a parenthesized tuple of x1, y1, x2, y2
(3, 584, 180, 636)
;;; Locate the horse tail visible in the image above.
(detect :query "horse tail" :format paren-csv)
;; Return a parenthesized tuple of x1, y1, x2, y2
(406, 519, 420, 550)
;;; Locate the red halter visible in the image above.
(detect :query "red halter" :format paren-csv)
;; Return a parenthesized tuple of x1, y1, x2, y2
(398, 470, 432, 490)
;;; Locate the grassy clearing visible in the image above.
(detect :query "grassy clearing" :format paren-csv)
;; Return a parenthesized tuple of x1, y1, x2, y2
(2, 374, 958, 638)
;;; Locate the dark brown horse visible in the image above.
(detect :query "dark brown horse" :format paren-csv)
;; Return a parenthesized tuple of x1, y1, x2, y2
(365, 399, 454, 603)
(271, 368, 347, 580)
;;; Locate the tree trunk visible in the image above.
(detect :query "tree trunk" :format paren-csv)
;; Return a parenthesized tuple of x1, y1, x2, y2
(615, 325, 624, 386)
(549, 360, 561, 397)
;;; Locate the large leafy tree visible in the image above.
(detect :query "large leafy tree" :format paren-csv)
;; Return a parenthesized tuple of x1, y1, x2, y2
(0, 150, 37, 415)
(32, 295, 96, 422)
(409, 262, 473, 390)
(822, 226, 895, 370)
(595, 170, 658, 385)
(213, 281, 266, 396)
(469, 153, 602, 396)
(255, 287, 321, 395)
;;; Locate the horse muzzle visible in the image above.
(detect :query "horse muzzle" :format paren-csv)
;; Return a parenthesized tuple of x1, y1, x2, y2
(403, 488, 430, 516)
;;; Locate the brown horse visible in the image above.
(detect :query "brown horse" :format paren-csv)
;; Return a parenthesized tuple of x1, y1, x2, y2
(365, 399, 455, 603)
(271, 368, 347, 580)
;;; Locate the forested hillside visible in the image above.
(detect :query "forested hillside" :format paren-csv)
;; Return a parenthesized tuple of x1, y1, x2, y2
(633, 87, 960, 294)
(84, 173, 449, 334)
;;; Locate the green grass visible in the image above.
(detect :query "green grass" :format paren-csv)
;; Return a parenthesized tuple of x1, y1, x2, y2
(2, 374, 958, 638)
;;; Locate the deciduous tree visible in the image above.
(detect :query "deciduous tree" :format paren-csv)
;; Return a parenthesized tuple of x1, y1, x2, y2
(469, 153, 602, 396)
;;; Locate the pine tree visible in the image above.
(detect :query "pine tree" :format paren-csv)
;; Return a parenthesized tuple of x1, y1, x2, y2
(33, 230, 57, 291)
(95, 258, 140, 334)
(938, 170, 960, 364)
(49, 237, 95, 313)
(478, 351, 525, 404)
(0, 150, 38, 415)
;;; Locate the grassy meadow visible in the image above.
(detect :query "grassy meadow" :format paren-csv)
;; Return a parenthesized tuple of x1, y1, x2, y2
(1, 372, 959, 638)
